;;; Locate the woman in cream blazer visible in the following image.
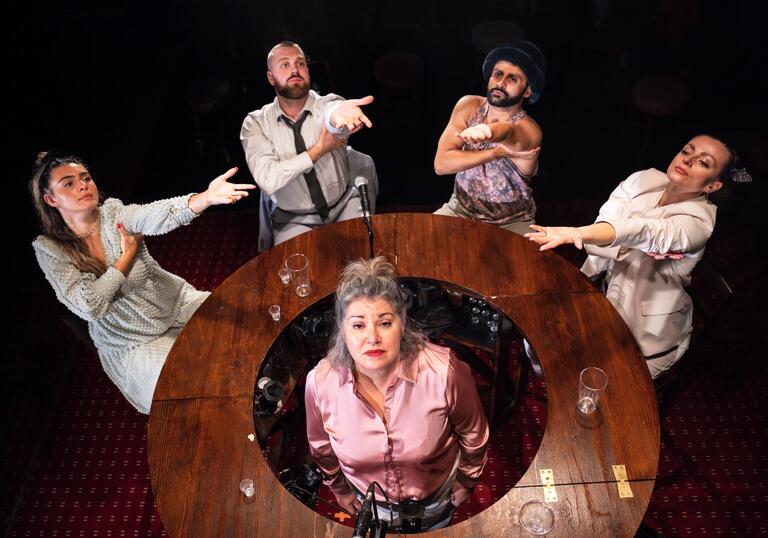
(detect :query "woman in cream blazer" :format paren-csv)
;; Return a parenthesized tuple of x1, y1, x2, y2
(525, 135, 746, 378)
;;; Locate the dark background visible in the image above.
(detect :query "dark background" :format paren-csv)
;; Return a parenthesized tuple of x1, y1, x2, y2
(4, 0, 767, 533)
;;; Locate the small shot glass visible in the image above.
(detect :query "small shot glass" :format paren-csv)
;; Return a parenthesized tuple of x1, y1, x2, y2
(268, 305, 281, 321)
(278, 266, 291, 285)
(239, 479, 255, 498)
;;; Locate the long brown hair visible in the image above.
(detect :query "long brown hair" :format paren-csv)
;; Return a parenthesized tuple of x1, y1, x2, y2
(29, 151, 107, 275)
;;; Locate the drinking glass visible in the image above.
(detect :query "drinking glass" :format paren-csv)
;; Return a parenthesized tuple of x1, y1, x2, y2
(278, 266, 291, 285)
(518, 499, 555, 535)
(239, 479, 255, 498)
(285, 253, 311, 297)
(578, 367, 608, 414)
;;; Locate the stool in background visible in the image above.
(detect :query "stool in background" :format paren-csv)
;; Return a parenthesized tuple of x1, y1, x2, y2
(631, 74, 690, 166)
(184, 77, 233, 164)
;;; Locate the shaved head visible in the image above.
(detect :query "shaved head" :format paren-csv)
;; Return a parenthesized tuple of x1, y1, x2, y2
(267, 41, 307, 69)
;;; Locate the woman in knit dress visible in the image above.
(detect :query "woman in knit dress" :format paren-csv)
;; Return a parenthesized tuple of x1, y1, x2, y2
(30, 151, 254, 413)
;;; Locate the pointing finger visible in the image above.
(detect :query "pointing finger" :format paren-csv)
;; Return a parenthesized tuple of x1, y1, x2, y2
(350, 95, 374, 107)
(358, 113, 372, 128)
(219, 167, 238, 181)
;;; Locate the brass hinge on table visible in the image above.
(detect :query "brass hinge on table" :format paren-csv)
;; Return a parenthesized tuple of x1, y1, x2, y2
(612, 464, 634, 498)
(539, 468, 558, 502)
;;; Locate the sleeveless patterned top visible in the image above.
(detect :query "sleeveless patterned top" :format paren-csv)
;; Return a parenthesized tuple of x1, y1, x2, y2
(453, 100, 536, 224)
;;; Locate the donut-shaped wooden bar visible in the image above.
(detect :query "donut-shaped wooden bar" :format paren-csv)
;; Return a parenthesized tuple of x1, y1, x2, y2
(148, 213, 659, 537)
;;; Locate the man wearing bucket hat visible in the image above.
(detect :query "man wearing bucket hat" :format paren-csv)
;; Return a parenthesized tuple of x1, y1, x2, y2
(434, 40, 545, 235)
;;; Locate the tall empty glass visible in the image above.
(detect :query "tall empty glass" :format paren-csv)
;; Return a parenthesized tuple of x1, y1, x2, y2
(578, 367, 608, 414)
(285, 253, 311, 297)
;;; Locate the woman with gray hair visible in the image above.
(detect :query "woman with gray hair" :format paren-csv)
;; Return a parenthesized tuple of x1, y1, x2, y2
(304, 257, 489, 531)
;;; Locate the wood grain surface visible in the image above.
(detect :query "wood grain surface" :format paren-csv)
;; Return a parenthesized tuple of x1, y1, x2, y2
(148, 213, 659, 537)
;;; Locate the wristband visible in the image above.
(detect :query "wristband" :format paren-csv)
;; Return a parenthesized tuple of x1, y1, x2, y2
(325, 101, 350, 136)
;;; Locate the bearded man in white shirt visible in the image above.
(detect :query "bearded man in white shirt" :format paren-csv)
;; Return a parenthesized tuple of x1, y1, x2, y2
(240, 41, 377, 248)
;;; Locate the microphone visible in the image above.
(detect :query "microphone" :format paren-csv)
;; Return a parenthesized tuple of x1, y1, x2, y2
(354, 176, 375, 258)
(354, 176, 372, 223)
(352, 483, 375, 538)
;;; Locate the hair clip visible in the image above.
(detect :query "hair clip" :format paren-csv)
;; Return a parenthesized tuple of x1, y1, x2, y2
(731, 167, 753, 183)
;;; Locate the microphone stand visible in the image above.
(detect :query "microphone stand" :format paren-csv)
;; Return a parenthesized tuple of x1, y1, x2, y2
(286, 474, 388, 536)
(367, 496, 388, 537)
(353, 482, 389, 538)
(354, 176, 375, 259)
(365, 217, 374, 259)
(369, 517, 388, 537)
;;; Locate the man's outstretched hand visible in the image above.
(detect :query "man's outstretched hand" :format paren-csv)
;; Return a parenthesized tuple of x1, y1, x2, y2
(331, 96, 375, 133)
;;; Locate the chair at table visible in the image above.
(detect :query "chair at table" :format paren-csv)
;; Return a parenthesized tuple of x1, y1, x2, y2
(654, 260, 734, 401)
(256, 147, 379, 252)
(402, 280, 523, 429)
(60, 312, 97, 357)
(437, 315, 521, 429)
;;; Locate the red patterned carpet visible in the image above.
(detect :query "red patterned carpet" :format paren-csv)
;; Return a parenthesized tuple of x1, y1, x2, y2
(4, 204, 766, 536)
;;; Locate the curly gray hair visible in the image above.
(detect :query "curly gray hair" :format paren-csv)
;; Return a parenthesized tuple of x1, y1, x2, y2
(326, 257, 426, 370)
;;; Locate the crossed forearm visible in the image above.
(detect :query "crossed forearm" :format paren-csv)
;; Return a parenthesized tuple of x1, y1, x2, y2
(435, 146, 503, 175)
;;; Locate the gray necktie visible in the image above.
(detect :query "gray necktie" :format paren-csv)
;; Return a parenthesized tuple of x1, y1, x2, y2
(281, 111, 329, 220)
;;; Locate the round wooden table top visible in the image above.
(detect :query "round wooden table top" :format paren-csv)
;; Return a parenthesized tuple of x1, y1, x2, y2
(148, 213, 660, 537)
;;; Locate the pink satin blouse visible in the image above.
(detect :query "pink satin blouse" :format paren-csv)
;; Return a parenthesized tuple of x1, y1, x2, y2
(305, 342, 489, 502)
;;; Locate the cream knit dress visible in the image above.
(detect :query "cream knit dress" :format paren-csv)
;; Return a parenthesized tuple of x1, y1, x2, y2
(33, 196, 211, 413)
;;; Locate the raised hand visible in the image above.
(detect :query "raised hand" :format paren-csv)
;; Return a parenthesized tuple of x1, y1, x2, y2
(525, 224, 584, 251)
(203, 167, 256, 206)
(456, 124, 493, 144)
(114, 222, 144, 274)
(116, 223, 144, 259)
(317, 124, 346, 152)
(308, 124, 347, 162)
(330, 95, 374, 132)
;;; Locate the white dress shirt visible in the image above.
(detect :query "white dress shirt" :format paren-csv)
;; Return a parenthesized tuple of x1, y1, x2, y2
(240, 90, 352, 214)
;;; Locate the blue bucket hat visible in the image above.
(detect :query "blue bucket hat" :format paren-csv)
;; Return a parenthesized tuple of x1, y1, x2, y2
(482, 40, 546, 104)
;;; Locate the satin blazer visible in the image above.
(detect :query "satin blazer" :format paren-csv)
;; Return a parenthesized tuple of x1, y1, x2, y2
(581, 168, 717, 359)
